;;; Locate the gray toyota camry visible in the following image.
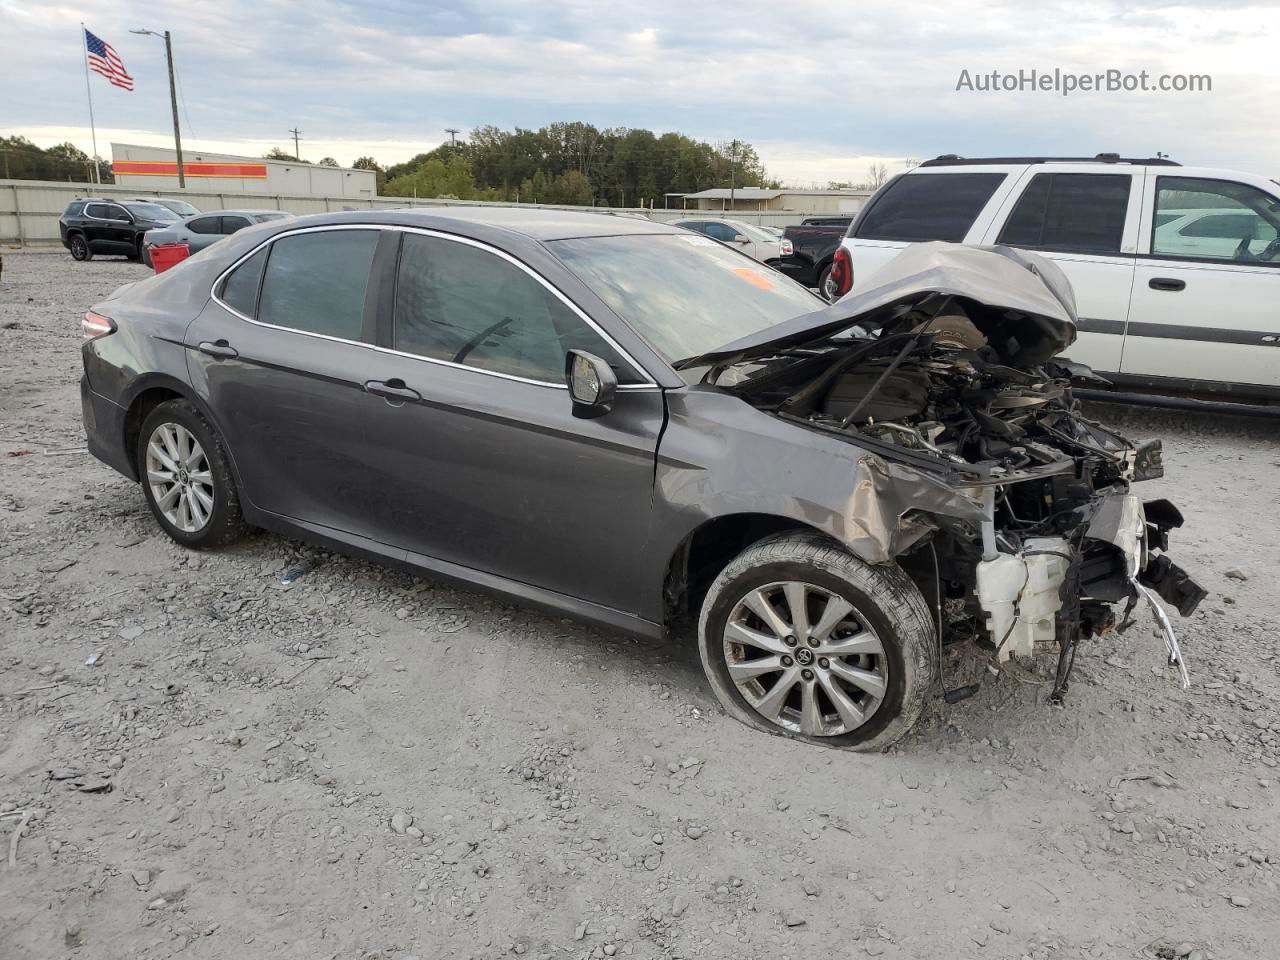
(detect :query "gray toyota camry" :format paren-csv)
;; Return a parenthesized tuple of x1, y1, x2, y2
(79, 209, 1204, 750)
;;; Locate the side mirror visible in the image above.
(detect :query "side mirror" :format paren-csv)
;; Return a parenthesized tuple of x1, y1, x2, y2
(733, 234, 750, 244)
(565, 350, 617, 418)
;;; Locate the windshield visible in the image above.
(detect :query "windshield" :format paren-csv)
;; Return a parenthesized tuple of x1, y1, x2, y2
(550, 234, 822, 365)
(124, 202, 179, 222)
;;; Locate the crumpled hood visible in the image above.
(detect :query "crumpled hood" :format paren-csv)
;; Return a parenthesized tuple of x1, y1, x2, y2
(676, 242, 1079, 369)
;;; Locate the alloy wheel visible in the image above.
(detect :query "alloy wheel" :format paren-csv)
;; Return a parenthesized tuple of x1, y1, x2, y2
(722, 580, 887, 737)
(145, 423, 215, 533)
(70, 236, 88, 260)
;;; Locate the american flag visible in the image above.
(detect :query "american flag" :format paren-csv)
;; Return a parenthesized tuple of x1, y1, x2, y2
(85, 29, 134, 91)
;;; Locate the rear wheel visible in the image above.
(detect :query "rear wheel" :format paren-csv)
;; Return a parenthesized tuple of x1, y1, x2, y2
(698, 531, 935, 750)
(818, 264, 836, 301)
(138, 400, 245, 549)
(69, 234, 92, 261)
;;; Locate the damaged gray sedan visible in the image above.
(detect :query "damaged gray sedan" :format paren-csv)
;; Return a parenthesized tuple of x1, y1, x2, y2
(79, 210, 1204, 750)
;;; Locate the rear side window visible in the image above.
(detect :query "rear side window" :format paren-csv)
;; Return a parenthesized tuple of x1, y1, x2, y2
(998, 173, 1131, 253)
(393, 233, 634, 383)
(854, 173, 1006, 242)
(187, 217, 220, 235)
(85, 203, 110, 219)
(257, 230, 379, 340)
(219, 248, 267, 318)
(220, 216, 252, 234)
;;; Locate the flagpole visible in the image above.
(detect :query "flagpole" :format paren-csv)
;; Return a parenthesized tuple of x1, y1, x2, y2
(80, 23, 100, 185)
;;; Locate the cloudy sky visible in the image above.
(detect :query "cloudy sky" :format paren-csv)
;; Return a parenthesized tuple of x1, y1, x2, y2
(3, 0, 1277, 184)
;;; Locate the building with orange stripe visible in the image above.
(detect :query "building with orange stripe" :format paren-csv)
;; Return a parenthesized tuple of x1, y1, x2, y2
(110, 142, 375, 199)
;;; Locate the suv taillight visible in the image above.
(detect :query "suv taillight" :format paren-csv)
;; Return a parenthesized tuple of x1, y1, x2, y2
(82, 311, 116, 340)
(830, 246, 853, 298)
(780, 238, 794, 257)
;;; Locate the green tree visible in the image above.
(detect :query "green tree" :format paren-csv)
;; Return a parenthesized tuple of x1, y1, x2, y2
(382, 153, 479, 200)
(263, 147, 310, 163)
(317, 157, 339, 167)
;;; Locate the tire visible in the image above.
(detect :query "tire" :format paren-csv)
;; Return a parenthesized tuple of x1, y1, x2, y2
(697, 531, 935, 751)
(137, 399, 246, 549)
(69, 234, 92, 262)
(817, 264, 836, 301)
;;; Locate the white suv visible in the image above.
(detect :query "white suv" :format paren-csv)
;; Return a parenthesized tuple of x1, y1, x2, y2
(833, 155, 1280, 400)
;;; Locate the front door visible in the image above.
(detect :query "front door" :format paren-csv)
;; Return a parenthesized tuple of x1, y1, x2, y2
(981, 166, 1142, 373)
(359, 230, 664, 615)
(1122, 174, 1280, 390)
(185, 227, 392, 538)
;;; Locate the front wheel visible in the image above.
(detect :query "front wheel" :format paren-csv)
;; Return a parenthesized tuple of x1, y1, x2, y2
(697, 532, 936, 751)
(69, 234, 92, 261)
(138, 399, 246, 549)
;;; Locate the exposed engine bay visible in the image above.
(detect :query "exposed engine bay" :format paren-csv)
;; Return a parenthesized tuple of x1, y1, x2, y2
(693, 246, 1207, 703)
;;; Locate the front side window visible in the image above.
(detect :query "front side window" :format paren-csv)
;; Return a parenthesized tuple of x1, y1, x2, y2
(552, 233, 822, 365)
(393, 233, 636, 383)
(703, 222, 738, 242)
(1152, 177, 1280, 262)
(854, 173, 1006, 242)
(998, 173, 1131, 253)
(103, 204, 132, 222)
(257, 230, 379, 340)
(123, 202, 178, 222)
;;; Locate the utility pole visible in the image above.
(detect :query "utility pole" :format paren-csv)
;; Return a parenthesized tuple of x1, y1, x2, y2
(131, 28, 186, 187)
(289, 127, 303, 161)
(729, 139, 738, 209)
(445, 127, 460, 147)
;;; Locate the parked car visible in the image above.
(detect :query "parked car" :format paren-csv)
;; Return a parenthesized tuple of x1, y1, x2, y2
(836, 154, 1280, 401)
(80, 210, 1202, 749)
(59, 199, 181, 262)
(141, 210, 294, 265)
(776, 218, 853, 298)
(129, 197, 201, 218)
(671, 218, 792, 264)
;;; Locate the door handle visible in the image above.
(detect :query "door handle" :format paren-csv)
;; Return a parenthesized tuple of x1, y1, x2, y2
(197, 340, 239, 360)
(364, 378, 421, 403)
(1148, 277, 1186, 292)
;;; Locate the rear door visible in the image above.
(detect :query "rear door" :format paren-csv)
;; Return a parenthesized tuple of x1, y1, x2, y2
(1122, 173, 1280, 391)
(186, 226, 393, 539)
(358, 229, 665, 614)
(184, 215, 223, 252)
(980, 166, 1142, 373)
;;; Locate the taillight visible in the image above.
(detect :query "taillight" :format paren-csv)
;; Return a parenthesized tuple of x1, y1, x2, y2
(829, 246, 853, 298)
(82, 310, 116, 339)
(780, 239, 794, 257)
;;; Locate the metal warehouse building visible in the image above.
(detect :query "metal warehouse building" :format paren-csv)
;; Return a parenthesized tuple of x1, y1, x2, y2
(110, 142, 376, 199)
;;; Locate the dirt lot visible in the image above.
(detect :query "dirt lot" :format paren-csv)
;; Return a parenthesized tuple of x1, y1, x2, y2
(1, 249, 1277, 960)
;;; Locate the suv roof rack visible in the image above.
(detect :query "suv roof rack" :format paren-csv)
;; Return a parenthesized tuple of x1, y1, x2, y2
(919, 153, 1180, 167)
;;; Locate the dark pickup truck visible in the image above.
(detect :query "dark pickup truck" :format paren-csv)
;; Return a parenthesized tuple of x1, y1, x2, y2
(776, 217, 852, 299)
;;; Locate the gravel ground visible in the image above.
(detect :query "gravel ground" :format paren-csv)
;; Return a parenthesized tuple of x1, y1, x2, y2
(1, 249, 1277, 960)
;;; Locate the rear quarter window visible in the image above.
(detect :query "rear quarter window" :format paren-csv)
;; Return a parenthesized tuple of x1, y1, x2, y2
(854, 173, 1006, 242)
(64, 202, 86, 217)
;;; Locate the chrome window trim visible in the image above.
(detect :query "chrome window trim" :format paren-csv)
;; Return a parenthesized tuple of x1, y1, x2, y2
(84, 202, 133, 224)
(209, 223, 662, 391)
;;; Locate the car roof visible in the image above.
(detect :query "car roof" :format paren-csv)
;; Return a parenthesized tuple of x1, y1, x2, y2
(261, 207, 683, 241)
(188, 209, 287, 217)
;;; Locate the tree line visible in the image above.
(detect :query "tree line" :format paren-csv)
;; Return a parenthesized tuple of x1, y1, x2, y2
(0, 137, 113, 183)
(357, 123, 776, 207)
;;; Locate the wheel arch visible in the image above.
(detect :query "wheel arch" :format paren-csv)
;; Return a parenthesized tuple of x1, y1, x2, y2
(662, 512, 836, 628)
(121, 375, 243, 490)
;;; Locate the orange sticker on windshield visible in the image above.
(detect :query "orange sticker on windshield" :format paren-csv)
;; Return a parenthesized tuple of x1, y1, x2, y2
(732, 267, 776, 290)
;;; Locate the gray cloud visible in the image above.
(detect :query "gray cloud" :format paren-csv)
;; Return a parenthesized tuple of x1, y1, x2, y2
(2, 0, 1275, 181)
